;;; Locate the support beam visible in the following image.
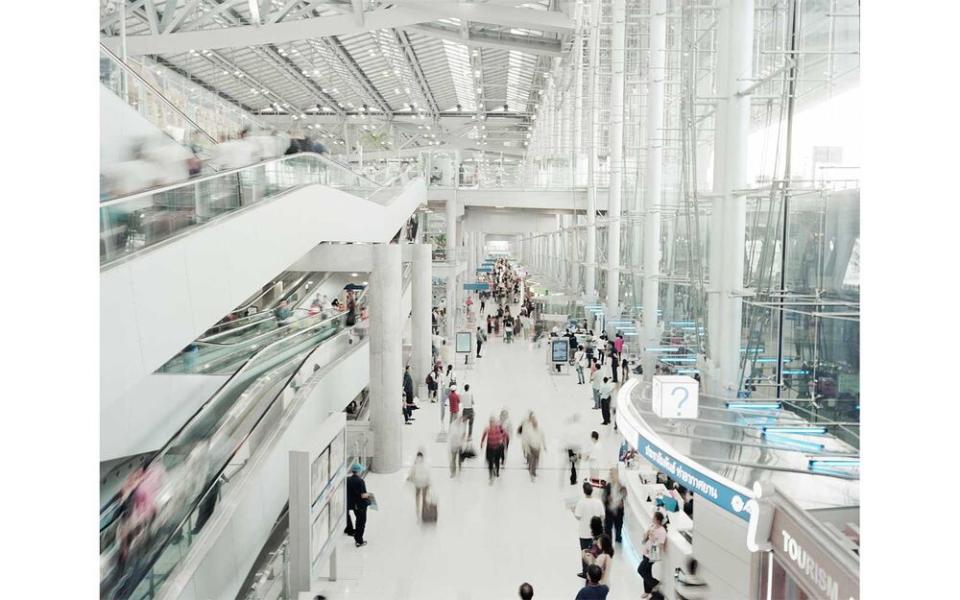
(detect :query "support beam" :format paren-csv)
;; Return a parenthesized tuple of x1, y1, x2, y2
(583, 0, 601, 303)
(411, 243, 433, 400)
(104, 3, 573, 55)
(406, 24, 564, 57)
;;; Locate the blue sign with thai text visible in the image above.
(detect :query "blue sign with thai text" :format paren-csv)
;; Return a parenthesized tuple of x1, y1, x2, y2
(635, 433, 751, 521)
(476, 267, 493, 273)
(464, 283, 490, 291)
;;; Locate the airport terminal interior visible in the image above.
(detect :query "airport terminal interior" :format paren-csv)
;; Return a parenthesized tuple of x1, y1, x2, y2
(97, 1, 860, 599)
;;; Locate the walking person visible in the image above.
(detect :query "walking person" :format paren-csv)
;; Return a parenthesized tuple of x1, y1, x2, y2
(447, 384, 461, 426)
(621, 356, 630, 382)
(573, 482, 605, 578)
(602, 468, 627, 543)
(426, 367, 439, 403)
(638, 511, 668, 597)
(480, 416, 508, 484)
(499, 408, 512, 467)
(344, 463, 371, 547)
(583, 534, 615, 587)
(402, 365, 415, 406)
(448, 414, 467, 477)
(460, 383, 476, 440)
(476, 326, 487, 358)
(518, 412, 546, 480)
(574, 345, 587, 384)
(407, 450, 431, 520)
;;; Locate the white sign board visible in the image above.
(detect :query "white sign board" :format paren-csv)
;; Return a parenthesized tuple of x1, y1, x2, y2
(651, 375, 699, 419)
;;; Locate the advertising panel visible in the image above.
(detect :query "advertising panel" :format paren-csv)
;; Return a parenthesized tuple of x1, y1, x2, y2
(551, 339, 569, 363)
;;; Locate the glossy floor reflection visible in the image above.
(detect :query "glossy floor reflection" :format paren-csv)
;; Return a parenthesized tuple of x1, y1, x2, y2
(307, 310, 643, 599)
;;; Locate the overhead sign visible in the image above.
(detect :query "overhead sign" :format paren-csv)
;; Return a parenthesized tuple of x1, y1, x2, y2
(770, 509, 859, 600)
(634, 432, 750, 521)
(651, 375, 699, 419)
(463, 282, 490, 291)
(476, 266, 493, 273)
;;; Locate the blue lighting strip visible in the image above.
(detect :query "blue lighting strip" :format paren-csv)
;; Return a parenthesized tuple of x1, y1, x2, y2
(676, 369, 700, 375)
(660, 357, 697, 363)
(762, 426, 828, 435)
(762, 433, 825, 452)
(809, 457, 860, 467)
(647, 347, 680, 352)
(808, 464, 858, 477)
(782, 369, 811, 375)
(726, 402, 783, 410)
(741, 347, 766, 353)
(670, 321, 696, 326)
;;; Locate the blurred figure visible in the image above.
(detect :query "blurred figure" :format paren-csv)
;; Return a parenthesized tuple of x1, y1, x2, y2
(102, 139, 163, 196)
(499, 408, 512, 467)
(141, 136, 192, 185)
(561, 414, 584, 486)
(518, 582, 534, 599)
(273, 300, 292, 324)
(480, 416, 507, 484)
(406, 450, 431, 519)
(210, 127, 259, 170)
(602, 468, 627, 543)
(448, 414, 467, 477)
(675, 557, 709, 599)
(518, 412, 546, 480)
(583, 533, 615, 586)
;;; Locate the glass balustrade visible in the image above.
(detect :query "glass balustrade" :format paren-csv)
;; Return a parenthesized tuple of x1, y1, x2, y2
(100, 154, 403, 265)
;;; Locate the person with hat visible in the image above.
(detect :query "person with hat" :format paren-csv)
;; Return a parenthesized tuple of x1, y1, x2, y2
(344, 463, 371, 547)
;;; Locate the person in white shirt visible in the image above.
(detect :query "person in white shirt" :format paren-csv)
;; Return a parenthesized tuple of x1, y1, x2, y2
(638, 511, 669, 597)
(590, 363, 604, 410)
(407, 450, 431, 519)
(459, 384, 476, 439)
(573, 481, 606, 578)
(581, 431, 603, 482)
(598, 377, 616, 426)
(574, 345, 588, 384)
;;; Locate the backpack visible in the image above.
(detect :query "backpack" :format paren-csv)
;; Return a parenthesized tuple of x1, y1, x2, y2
(425, 373, 433, 385)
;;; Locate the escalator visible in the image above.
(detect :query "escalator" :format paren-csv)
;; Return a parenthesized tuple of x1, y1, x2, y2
(158, 280, 365, 377)
(100, 265, 408, 600)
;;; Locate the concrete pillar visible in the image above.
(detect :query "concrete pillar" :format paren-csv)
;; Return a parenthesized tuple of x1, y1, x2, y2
(369, 243, 402, 473)
(411, 243, 433, 399)
(708, 0, 754, 395)
(573, 4, 585, 185)
(584, 0, 602, 302)
(642, 0, 667, 380)
(605, 0, 626, 319)
(446, 155, 459, 340)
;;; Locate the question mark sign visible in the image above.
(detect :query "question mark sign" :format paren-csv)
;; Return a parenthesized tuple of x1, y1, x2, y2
(673, 386, 690, 416)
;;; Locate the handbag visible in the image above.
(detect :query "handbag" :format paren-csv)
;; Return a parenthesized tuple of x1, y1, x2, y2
(649, 542, 662, 563)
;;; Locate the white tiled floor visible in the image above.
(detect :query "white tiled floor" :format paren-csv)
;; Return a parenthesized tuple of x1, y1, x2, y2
(306, 301, 643, 599)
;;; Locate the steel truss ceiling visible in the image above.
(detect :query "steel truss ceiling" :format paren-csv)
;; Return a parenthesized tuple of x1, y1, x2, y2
(100, 0, 574, 153)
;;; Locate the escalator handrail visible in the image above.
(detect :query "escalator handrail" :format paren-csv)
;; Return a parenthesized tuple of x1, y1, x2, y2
(104, 313, 363, 598)
(99, 151, 387, 208)
(99, 308, 350, 523)
(100, 42, 219, 147)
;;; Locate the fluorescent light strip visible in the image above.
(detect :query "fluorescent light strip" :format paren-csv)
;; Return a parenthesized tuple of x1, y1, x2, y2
(762, 426, 828, 435)
(763, 433, 825, 452)
(726, 402, 783, 410)
(647, 347, 680, 352)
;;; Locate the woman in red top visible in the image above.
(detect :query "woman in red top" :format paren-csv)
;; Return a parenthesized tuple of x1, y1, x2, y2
(480, 417, 508, 483)
(447, 385, 461, 426)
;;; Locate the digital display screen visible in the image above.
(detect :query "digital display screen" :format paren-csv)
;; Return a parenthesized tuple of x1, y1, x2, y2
(551, 339, 569, 363)
(456, 331, 472, 353)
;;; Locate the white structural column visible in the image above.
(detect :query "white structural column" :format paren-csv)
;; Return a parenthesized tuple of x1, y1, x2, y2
(708, 0, 754, 395)
(369, 243, 403, 473)
(641, 0, 667, 379)
(573, 4, 585, 184)
(584, 0, 602, 302)
(411, 243, 433, 399)
(605, 0, 626, 319)
(446, 161, 459, 340)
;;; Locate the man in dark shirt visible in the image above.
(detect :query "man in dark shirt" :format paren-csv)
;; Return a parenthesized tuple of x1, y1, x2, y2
(575, 565, 609, 599)
(344, 463, 370, 547)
